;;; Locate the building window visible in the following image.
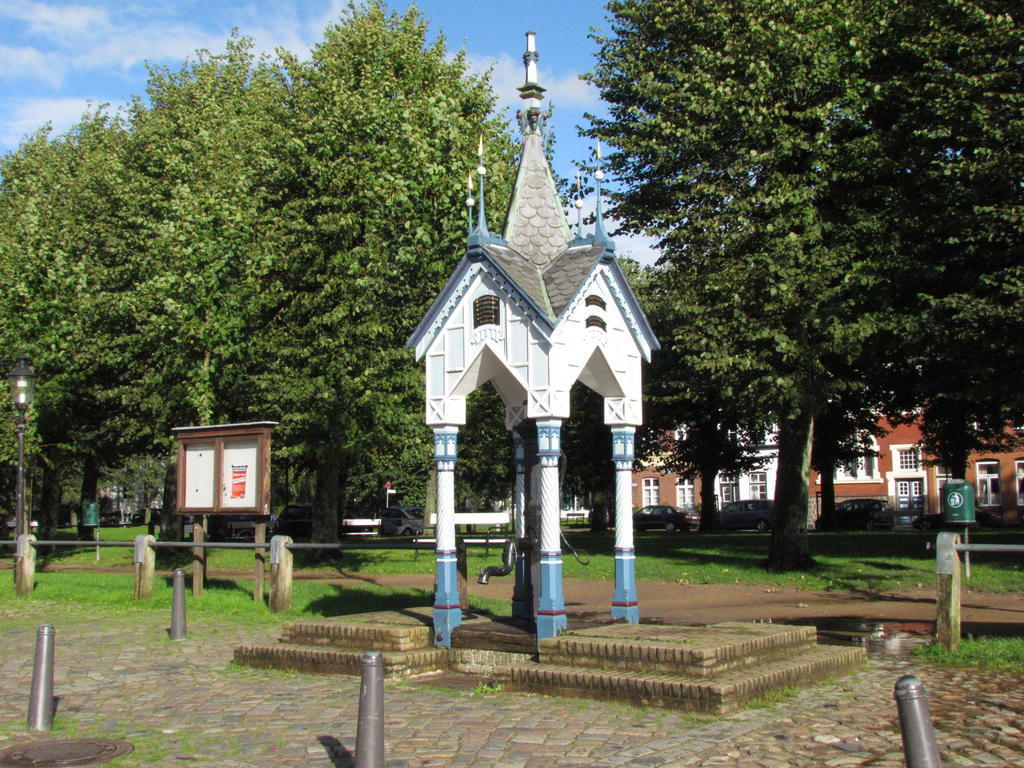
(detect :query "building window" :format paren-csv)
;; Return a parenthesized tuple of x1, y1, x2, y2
(676, 478, 695, 510)
(473, 295, 500, 328)
(749, 472, 768, 500)
(719, 477, 739, 505)
(585, 316, 607, 331)
(897, 448, 921, 471)
(585, 295, 606, 309)
(1016, 460, 1024, 507)
(642, 477, 660, 506)
(976, 460, 1001, 507)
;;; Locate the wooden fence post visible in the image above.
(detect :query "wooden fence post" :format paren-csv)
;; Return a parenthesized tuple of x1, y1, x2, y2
(253, 522, 266, 604)
(132, 534, 156, 599)
(192, 517, 206, 597)
(269, 536, 293, 613)
(934, 532, 961, 652)
(14, 534, 36, 596)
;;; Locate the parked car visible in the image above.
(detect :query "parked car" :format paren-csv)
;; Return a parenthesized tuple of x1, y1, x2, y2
(633, 505, 699, 532)
(274, 503, 314, 540)
(718, 499, 774, 532)
(226, 514, 272, 541)
(833, 498, 896, 530)
(380, 507, 424, 536)
(914, 509, 1004, 530)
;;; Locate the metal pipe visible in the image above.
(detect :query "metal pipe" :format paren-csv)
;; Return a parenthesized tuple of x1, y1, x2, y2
(30, 540, 133, 547)
(170, 569, 187, 640)
(894, 674, 943, 768)
(955, 544, 1024, 553)
(478, 538, 519, 584)
(354, 650, 385, 768)
(27, 623, 55, 731)
(14, 418, 26, 539)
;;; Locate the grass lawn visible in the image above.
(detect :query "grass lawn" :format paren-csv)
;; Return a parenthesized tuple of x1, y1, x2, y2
(9, 525, 1024, 593)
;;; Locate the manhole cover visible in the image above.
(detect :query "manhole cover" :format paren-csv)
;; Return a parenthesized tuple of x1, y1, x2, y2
(0, 739, 134, 767)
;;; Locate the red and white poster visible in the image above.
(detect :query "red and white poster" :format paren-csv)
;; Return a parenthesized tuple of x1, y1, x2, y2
(231, 465, 248, 498)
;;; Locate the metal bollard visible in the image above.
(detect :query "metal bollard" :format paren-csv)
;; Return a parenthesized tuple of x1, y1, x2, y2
(27, 623, 55, 731)
(894, 674, 943, 768)
(170, 568, 187, 641)
(354, 650, 385, 768)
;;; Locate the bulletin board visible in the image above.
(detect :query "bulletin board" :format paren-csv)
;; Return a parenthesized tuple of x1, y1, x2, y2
(172, 422, 277, 515)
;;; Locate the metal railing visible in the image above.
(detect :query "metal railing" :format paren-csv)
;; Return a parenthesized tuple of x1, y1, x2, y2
(7, 532, 506, 610)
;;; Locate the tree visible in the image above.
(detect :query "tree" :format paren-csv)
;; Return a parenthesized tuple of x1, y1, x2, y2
(260, 2, 516, 541)
(862, 1, 1024, 474)
(589, 0, 882, 569)
(636, 267, 772, 530)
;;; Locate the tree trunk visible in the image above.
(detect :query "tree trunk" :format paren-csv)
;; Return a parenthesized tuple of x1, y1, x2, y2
(80, 455, 99, 506)
(698, 466, 719, 531)
(767, 409, 816, 571)
(159, 457, 178, 541)
(39, 446, 65, 539)
(312, 440, 341, 544)
(817, 457, 836, 531)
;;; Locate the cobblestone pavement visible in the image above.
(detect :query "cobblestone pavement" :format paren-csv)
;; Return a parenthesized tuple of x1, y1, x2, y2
(0, 603, 1021, 768)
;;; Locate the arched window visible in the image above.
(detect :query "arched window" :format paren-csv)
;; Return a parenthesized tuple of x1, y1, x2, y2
(585, 295, 606, 309)
(473, 295, 500, 328)
(585, 316, 606, 331)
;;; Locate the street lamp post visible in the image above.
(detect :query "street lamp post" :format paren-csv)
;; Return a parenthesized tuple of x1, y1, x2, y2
(8, 355, 36, 539)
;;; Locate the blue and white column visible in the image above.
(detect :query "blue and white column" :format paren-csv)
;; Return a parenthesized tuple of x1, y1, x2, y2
(511, 426, 531, 619)
(611, 426, 639, 623)
(432, 426, 460, 647)
(536, 419, 567, 640)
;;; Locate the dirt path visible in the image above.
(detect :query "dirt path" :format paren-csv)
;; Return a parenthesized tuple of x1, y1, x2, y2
(349, 572, 1024, 631)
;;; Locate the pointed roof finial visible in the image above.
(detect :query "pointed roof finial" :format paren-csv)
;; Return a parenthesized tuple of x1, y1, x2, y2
(592, 139, 615, 252)
(465, 170, 475, 237)
(517, 30, 547, 134)
(468, 135, 502, 246)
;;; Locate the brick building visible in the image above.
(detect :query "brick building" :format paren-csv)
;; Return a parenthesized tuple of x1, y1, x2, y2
(633, 420, 1023, 526)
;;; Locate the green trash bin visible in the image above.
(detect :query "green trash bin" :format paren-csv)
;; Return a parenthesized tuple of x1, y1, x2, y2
(82, 501, 99, 527)
(942, 481, 975, 525)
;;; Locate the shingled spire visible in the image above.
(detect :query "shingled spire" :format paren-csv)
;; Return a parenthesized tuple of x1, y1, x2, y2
(502, 31, 571, 269)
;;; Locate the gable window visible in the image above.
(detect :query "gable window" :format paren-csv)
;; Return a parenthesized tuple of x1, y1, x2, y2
(585, 295, 606, 309)
(642, 477, 660, 506)
(585, 316, 607, 330)
(749, 472, 768, 500)
(897, 448, 921, 471)
(719, 476, 739, 505)
(1016, 460, 1024, 507)
(976, 460, 1001, 507)
(473, 295, 500, 328)
(676, 478, 695, 509)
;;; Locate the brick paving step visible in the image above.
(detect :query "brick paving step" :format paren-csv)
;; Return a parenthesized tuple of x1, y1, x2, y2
(233, 642, 449, 677)
(282, 610, 435, 651)
(508, 644, 867, 715)
(539, 621, 819, 676)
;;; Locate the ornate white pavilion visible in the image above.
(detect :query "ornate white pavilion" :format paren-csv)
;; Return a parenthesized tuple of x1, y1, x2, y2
(406, 32, 659, 648)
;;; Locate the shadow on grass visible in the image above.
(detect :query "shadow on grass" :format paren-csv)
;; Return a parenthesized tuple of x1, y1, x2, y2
(299, 584, 435, 617)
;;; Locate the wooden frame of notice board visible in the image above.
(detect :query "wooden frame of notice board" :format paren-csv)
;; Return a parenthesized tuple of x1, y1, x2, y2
(172, 422, 277, 516)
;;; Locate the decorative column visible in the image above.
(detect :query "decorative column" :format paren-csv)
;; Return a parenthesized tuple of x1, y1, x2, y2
(511, 426, 531, 619)
(432, 426, 460, 647)
(535, 419, 567, 640)
(611, 426, 639, 623)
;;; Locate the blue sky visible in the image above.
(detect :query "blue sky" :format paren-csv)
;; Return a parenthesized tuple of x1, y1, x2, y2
(0, 0, 658, 262)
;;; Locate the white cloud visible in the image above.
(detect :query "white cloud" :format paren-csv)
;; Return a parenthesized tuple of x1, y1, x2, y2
(0, 44, 62, 87)
(0, 98, 120, 148)
(466, 52, 600, 114)
(76, 23, 228, 71)
(0, 0, 109, 41)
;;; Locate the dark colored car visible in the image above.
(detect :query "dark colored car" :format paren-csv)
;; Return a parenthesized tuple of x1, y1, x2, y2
(914, 509, 1004, 530)
(634, 505, 700, 532)
(274, 503, 314, 540)
(833, 498, 895, 530)
(380, 507, 424, 536)
(718, 499, 774, 532)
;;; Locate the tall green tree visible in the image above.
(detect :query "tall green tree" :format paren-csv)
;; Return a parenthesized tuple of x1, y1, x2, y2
(863, 1, 1024, 473)
(589, 0, 883, 569)
(262, 2, 515, 541)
